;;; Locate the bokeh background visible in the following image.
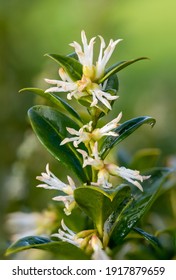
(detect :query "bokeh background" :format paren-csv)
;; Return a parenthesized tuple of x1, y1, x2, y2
(0, 0, 176, 259)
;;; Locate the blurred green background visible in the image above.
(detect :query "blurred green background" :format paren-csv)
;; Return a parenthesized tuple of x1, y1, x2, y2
(0, 0, 176, 259)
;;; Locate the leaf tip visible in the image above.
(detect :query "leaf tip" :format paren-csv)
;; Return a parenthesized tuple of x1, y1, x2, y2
(150, 119, 156, 128)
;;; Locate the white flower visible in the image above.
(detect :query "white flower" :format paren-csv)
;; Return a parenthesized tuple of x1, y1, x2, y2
(70, 30, 122, 81)
(52, 195, 76, 216)
(61, 112, 122, 147)
(60, 122, 92, 147)
(52, 221, 109, 260)
(78, 142, 112, 188)
(78, 142, 150, 190)
(77, 142, 104, 169)
(52, 219, 83, 247)
(93, 168, 112, 188)
(106, 164, 151, 191)
(36, 164, 76, 215)
(45, 31, 121, 110)
(45, 69, 89, 101)
(92, 112, 122, 138)
(88, 82, 118, 110)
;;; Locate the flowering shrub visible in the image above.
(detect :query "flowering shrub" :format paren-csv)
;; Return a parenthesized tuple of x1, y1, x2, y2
(6, 31, 175, 260)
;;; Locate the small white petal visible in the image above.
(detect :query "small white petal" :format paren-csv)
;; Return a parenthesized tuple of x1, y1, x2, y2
(45, 87, 65, 93)
(51, 220, 83, 246)
(95, 38, 123, 79)
(100, 112, 122, 134)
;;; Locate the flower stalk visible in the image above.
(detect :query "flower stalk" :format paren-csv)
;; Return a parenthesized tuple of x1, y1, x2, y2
(7, 30, 159, 261)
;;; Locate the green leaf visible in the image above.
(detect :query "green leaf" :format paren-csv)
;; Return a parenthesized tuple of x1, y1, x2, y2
(133, 227, 162, 250)
(100, 116, 156, 159)
(45, 53, 83, 81)
(28, 105, 89, 182)
(108, 168, 172, 247)
(74, 184, 131, 236)
(99, 57, 148, 83)
(5, 236, 51, 256)
(19, 87, 83, 125)
(5, 236, 89, 259)
(104, 73, 119, 93)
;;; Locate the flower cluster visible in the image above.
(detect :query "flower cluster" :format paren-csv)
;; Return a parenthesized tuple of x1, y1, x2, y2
(37, 31, 150, 214)
(45, 30, 122, 110)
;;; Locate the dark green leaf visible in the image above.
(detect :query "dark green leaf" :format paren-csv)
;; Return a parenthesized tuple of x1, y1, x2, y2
(99, 57, 148, 83)
(5, 236, 89, 259)
(45, 53, 82, 81)
(100, 116, 156, 159)
(74, 184, 131, 236)
(6, 236, 51, 256)
(28, 105, 89, 182)
(108, 168, 172, 247)
(133, 227, 162, 250)
(104, 73, 119, 93)
(19, 87, 83, 125)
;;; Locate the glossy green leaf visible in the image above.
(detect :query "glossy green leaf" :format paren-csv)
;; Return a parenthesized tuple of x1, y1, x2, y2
(5, 236, 51, 256)
(133, 227, 162, 250)
(28, 105, 89, 182)
(45, 53, 82, 81)
(108, 168, 172, 247)
(99, 57, 148, 83)
(20, 87, 83, 125)
(100, 116, 156, 159)
(74, 184, 131, 236)
(6, 236, 89, 259)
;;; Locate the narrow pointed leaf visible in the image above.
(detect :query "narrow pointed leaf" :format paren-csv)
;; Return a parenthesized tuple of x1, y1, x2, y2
(99, 57, 148, 83)
(28, 105, 89, 182)
(20, 87, 83, 125)
(100, 116, 156, 159)
(5, 236, 88, 259)
(74, 184, 131, 236)
(108, 168, 172, 247)
(45, 53, 82, 81)
(133, 227, 162, 250)
(5, 236, 51, 256)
